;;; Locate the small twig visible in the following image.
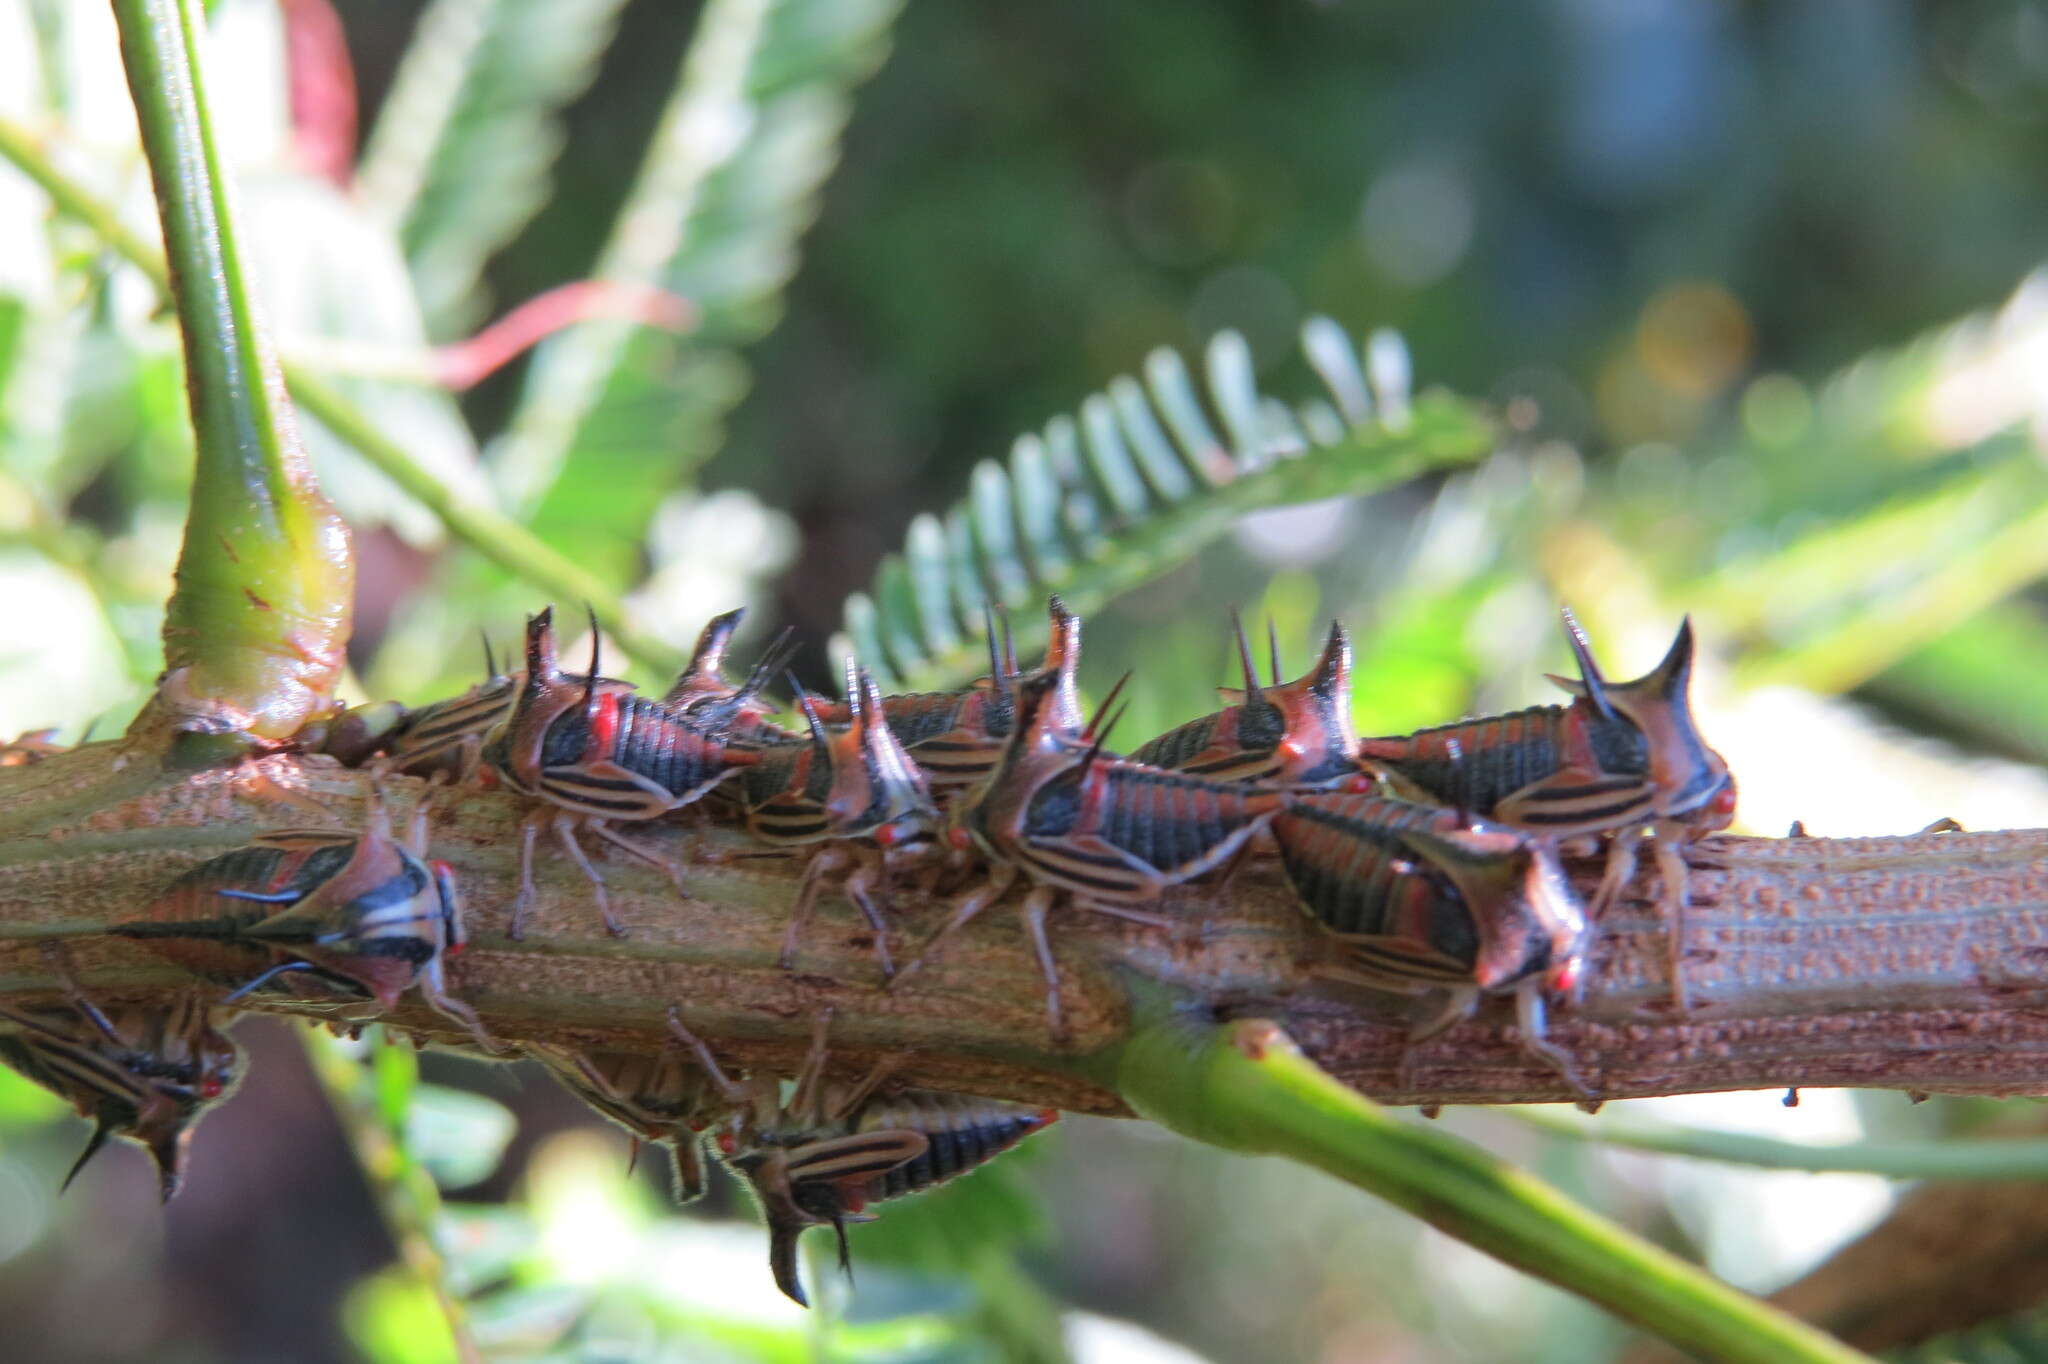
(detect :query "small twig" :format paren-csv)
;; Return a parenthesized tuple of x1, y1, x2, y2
(300, 1028, 483, 1364)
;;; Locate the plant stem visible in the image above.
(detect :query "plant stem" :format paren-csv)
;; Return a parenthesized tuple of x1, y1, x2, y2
(300, 1028, 483, 1364)
(0, 113, 685, 677)
(112, 0, 354, 744)
(1108, 1013, 1874, 1364)
(1501, 1107, 2048, 1179)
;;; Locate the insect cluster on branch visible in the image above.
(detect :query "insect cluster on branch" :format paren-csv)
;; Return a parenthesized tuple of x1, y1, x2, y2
(0, 597, 1734, 1304)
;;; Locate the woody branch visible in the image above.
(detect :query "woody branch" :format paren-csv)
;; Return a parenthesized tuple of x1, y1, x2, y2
(3, 745, 2046, 1111)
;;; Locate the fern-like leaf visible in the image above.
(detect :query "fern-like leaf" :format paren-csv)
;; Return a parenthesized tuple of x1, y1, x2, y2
(354, 0, 633, 336)
(840, 320, 1495, 689)
(488, 0, 902, 524)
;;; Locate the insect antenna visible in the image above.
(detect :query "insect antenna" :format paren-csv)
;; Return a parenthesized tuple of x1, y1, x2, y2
(735, 629, 800, 707)
(479, 630, 498, 681)
(1267, 619, 1284, 687)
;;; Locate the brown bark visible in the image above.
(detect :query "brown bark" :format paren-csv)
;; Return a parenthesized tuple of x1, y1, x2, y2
(5, 745, 2048, 1114)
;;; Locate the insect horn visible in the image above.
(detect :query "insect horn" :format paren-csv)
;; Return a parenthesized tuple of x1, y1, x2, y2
(582, 605, 605, 718)
(479, 630, 499, 681)
(767, 1215, 810, 1307)
(1268, 619, 1284, 687)
(982, 603, 1006, 683)
(1085, 671, 1133, 742)
(139, 1110, 192, 1202)
(522, 607, 558, 698)
(1044, 596, 1081, 673)
(791, 671, 830, 755)
(1548, 606, 1617, 722)
(60, 1120, 115, 1194)
(832, 1215, 856, 1281)
(1644, 616, 1697, 704)
(1309, 620, 1352, 698)
(998, 604, 1018, 676)
(1231, 611, 1265, 707)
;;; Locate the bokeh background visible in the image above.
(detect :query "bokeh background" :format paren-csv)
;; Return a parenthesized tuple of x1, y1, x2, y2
(6, 0, 2048, 1360)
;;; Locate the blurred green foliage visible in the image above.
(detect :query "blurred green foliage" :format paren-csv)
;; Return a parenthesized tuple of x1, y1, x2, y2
(8, 0, 2048, 1361)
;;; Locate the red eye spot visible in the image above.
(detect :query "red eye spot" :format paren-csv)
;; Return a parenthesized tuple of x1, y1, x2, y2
(201, 1077, 224, 1099)
(717, 1132, 736, 1154)
(1550, 959, 1582, 995)
(947, 827, 971, 851)
(445, 942, 465, 958)
(1713, 785, 1738, 816)
(875, 824, 899, 847)
(477, 769, 500, 790)
(1344, 774, 1375, 794)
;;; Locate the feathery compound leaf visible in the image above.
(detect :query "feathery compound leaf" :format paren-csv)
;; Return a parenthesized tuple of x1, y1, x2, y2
(490, 0, 903, 524)
(843, 321, 1494, 688)
(356, 0, 633, 336)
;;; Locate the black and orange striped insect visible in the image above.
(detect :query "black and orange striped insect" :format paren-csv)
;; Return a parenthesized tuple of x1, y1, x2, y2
(0, 981, 239, 1200)
(1130, 616, 1369, 788)
(671, 1010, 1056, 1306)
(915, 667, 1284, 1032)
(1358, 612, 1733, 1006)
(527, 1031, 735, 1205)
(1270, 791, 1589, 1092)
(813, 598, 1085, 791)
(731, 664, 939, 979)
(113, 785, 493, 1051)
(478, 608, 792, 938)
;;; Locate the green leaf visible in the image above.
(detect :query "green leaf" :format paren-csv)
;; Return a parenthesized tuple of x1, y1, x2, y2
(406, 1083, 518, 1191)
(1098, 1005, 1875, 1364)
(490, 0, 904, 518)
(242, 175, 489, 547)
(344, 1267, 462, 1364)
(847, 322, 1496, 688)
(356, 0, 634, 335)
(112, 0, 353, 745)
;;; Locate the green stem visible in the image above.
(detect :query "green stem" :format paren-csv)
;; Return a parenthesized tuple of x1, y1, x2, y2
(1503, 1106, 2048, 1179)
(1102, 1011, 1874, 1364)
(301, 1029, 481, 1364)
(0, 113, 684, 677)
(112, 0, 353, 744)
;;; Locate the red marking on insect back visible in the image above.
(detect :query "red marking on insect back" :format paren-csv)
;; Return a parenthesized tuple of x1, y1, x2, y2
(589, 693, 621, 754)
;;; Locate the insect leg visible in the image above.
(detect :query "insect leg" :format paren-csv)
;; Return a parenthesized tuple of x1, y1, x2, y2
(585, 820, 689, 898)
(842, 847, 898, 982)
(1019, 885, 1067, 1038)
(778, 845, 848, 972)
(663, 1007, 753, 1107)
(890, 862, 1016, 989)
(1652, 822, 1693, 1013)
(552, 814, 628, 938)
(1515, 982, 1595, 1101)
(511, 810, 544, 940)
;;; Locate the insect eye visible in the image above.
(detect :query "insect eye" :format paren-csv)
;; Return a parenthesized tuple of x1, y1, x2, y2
(201, 1076, 224, 1099)
(874, 824, 899, 847)
(946, 827, 972, 851)
(717, 1132, 737, 1155)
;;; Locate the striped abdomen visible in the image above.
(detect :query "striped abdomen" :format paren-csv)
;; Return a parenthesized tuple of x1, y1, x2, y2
(1360, 707, 1576, 815)
(1270, 796, 1477, 985)
(1128, 701, 1288, 784)
(536, 693, 742, 818)
(733, 740, 833, 844)
(850, 1092, 1057, 1203)
(381, 679, 517, 776)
